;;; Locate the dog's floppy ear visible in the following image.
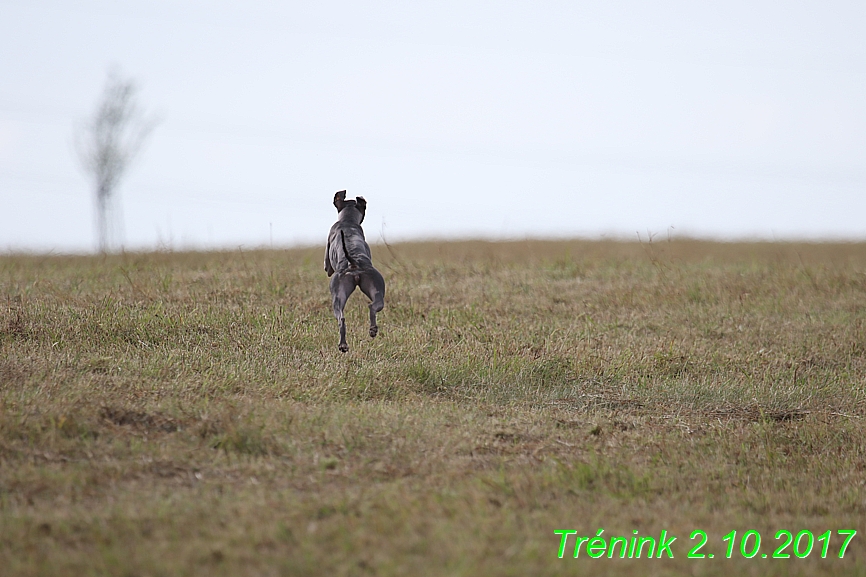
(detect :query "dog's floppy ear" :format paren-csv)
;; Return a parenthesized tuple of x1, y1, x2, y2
(333, 190, 347, 211)
(355, 196, 367, 223)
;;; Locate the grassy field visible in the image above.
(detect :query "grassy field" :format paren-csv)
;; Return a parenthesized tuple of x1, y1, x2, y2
(2, 238, 866, 576)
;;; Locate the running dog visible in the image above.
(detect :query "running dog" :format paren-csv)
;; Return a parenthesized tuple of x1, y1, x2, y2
(324, 190, 386, 352)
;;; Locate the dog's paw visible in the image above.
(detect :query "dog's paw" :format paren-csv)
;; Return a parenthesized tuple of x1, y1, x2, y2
(339, 342, 349, 353)
(369, 325, 378, 338)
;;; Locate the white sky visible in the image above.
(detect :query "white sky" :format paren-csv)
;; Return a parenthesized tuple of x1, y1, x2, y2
(2, 1, 865, 252)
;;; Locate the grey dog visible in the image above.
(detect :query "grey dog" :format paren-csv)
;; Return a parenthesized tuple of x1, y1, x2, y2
(325, 190, 386, 353)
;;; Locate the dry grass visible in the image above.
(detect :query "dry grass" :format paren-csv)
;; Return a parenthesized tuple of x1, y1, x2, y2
(2, 238, 866, 576)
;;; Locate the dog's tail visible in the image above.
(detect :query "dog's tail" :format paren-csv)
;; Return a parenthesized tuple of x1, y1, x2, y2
(340, 230, 357, 268)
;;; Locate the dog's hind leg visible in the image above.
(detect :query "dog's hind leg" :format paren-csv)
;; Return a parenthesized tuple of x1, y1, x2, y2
(359, 268, 386, 338)
(330, 273, 357, 352)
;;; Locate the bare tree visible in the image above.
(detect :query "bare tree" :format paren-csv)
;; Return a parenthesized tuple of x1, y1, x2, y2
(75, 69, 156, 253)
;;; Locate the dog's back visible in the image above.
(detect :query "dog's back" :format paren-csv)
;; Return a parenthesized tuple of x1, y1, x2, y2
(325, 193, 374, 275)
(327, 220, 373, 274)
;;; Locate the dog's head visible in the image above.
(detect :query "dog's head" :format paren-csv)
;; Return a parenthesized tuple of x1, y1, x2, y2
(333, 190, 366, 224)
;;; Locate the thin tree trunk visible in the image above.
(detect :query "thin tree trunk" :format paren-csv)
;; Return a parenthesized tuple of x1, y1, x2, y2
(97, 186, 108, 253)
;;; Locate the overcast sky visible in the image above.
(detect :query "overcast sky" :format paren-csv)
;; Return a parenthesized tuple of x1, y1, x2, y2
(2, 1, 865, 252)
